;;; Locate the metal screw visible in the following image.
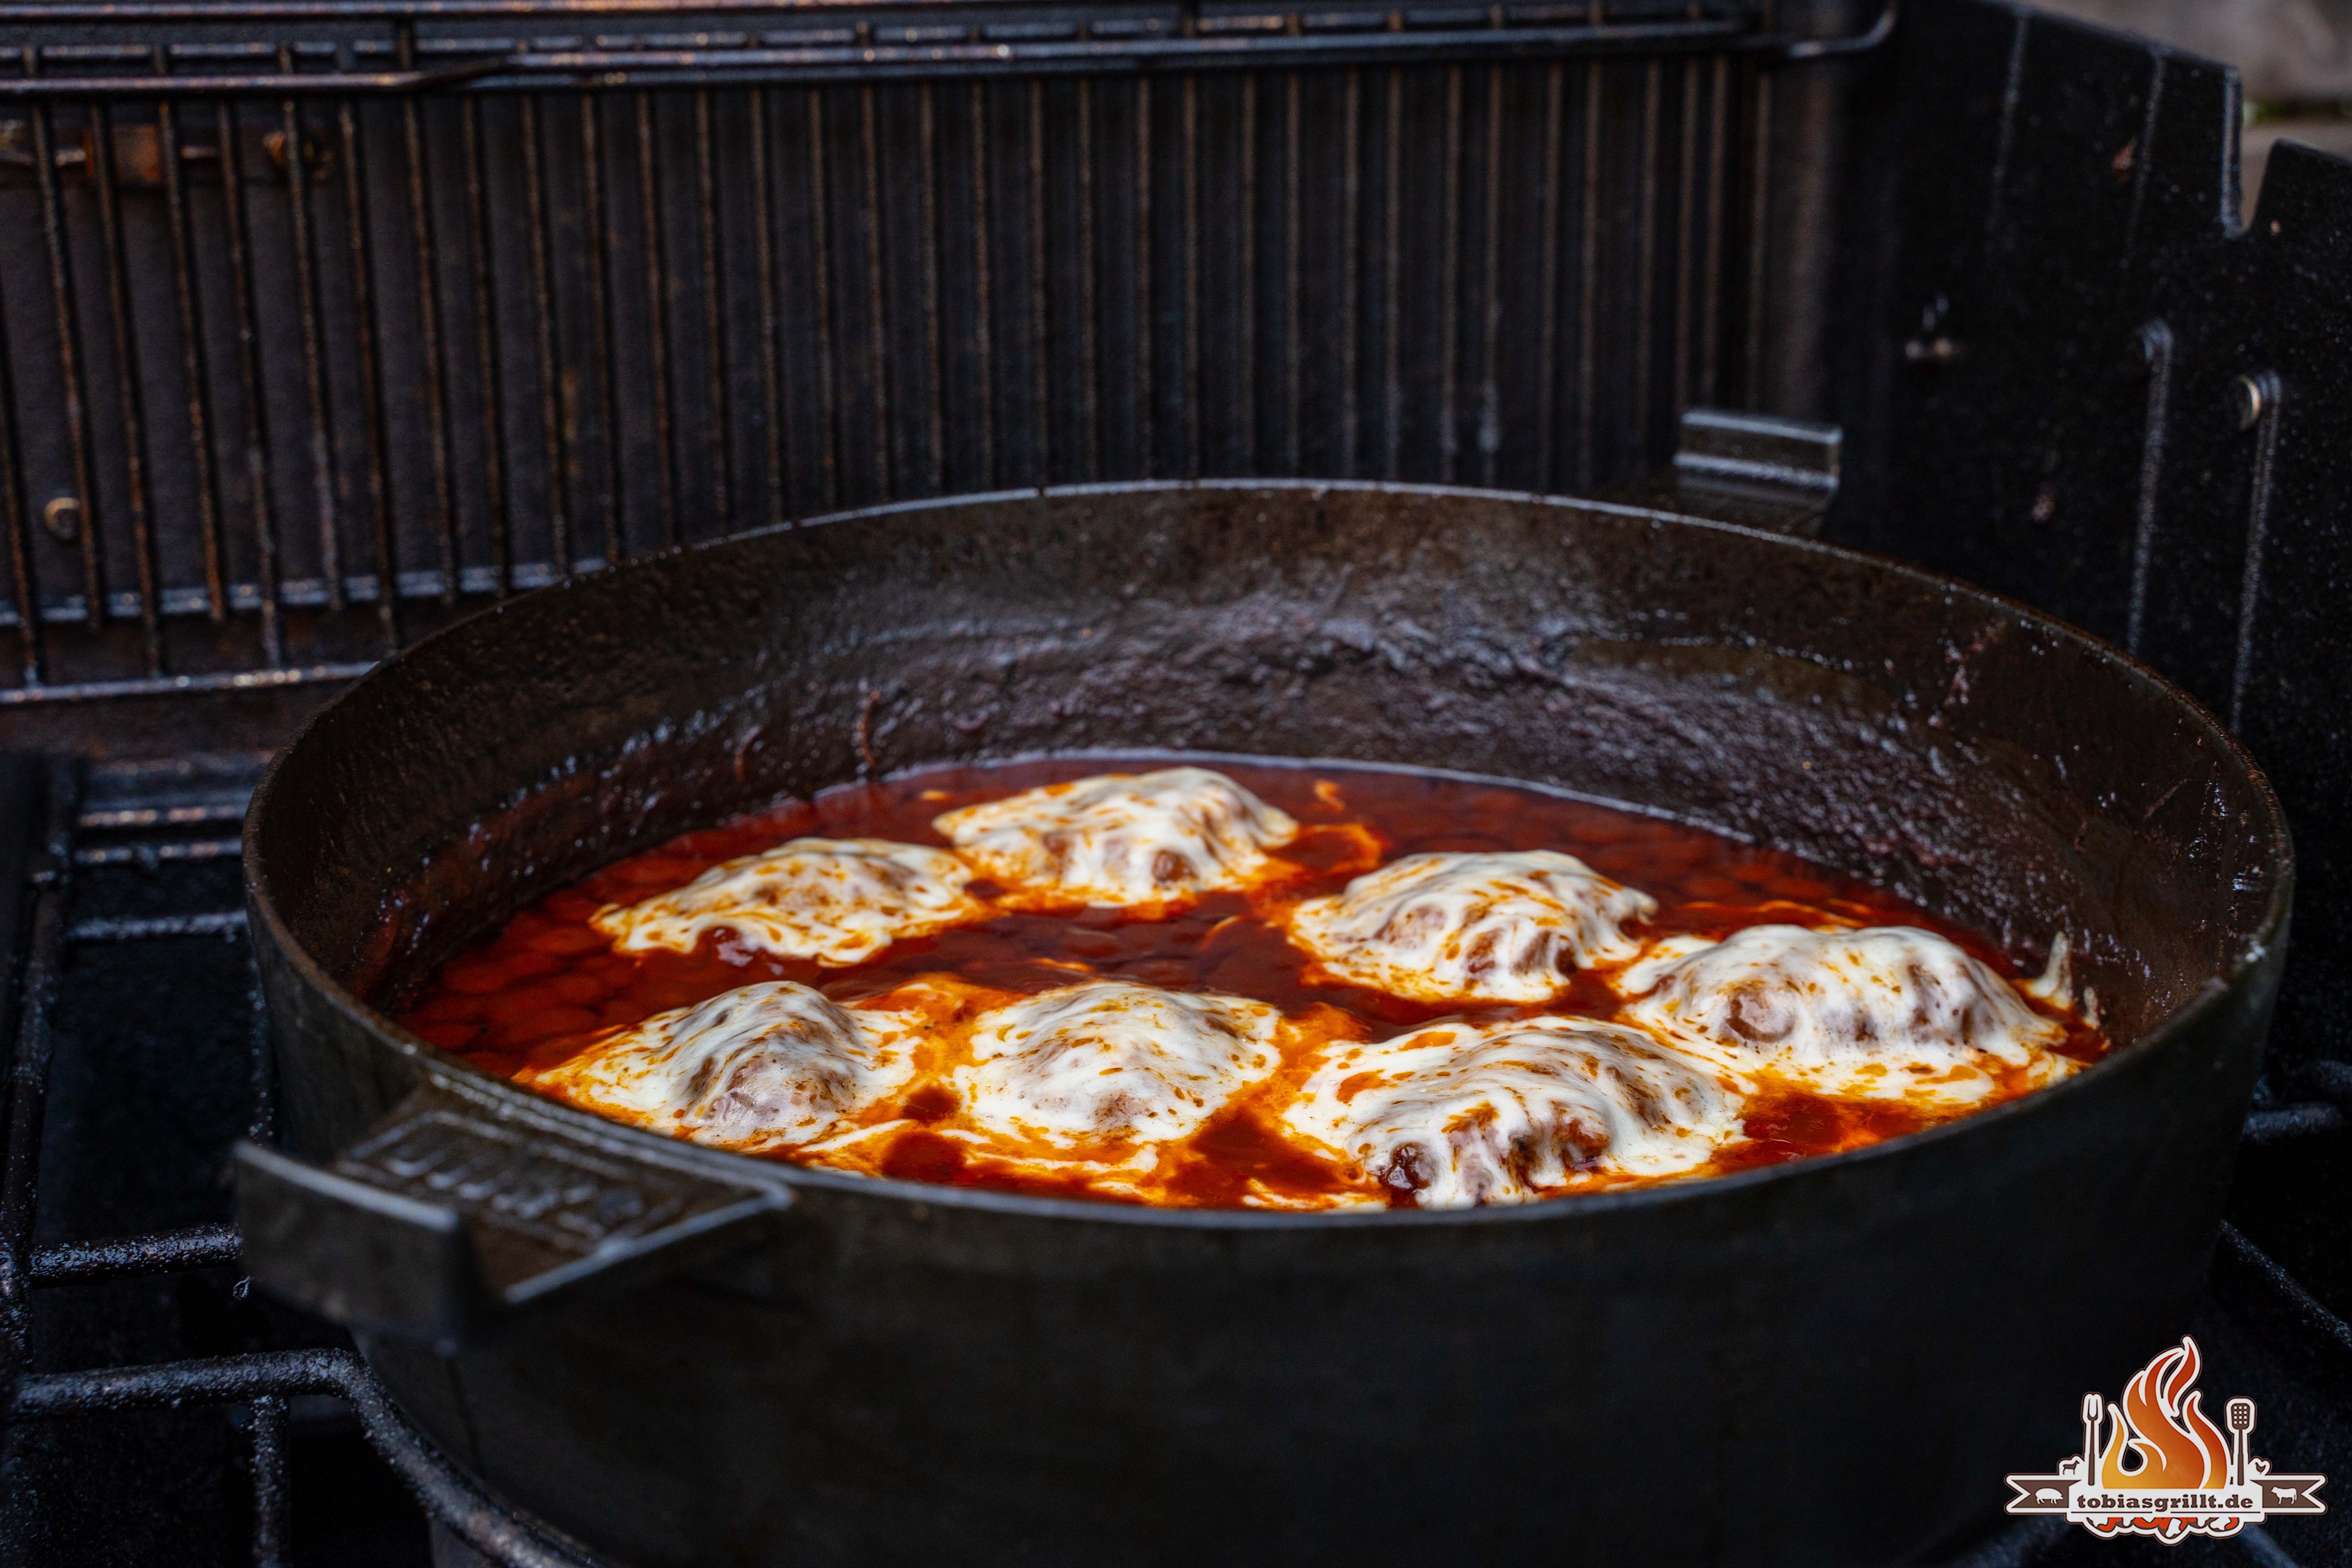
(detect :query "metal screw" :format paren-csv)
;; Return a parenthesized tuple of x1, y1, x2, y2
(40, 495, 80, 543)
(2230, 374, 2266, 431)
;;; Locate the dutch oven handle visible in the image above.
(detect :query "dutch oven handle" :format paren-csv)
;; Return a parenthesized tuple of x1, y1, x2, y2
(231, 1082, 794, 1354)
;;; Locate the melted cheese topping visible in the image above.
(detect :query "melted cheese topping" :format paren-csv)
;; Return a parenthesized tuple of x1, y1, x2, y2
(1285, 1019, 1743, 1207)
(1619, 924, 2072, 1105)
(1285, 850, 1656, 1002)
(953, 981, 1284, 1151)
(525, 982, 916, 1152)
(424, 763, 2114, 1212)
(590, 838, 979, 965)
(932, 768, 1301, 909)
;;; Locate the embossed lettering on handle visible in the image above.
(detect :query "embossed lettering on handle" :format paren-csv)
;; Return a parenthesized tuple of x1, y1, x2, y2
(234, 1083, 793, 1352)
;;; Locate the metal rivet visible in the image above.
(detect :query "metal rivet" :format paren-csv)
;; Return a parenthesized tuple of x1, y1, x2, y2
(2229, 374, 2265, 432)
(40, 495, 80, 543)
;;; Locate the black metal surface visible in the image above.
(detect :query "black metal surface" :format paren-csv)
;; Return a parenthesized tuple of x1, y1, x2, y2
(0, 0, 2349, 1562)
(0, 0, 1879, 720)
(1597, 404, 1841, 532)
(0, 756, 427, 1566)
(0, 753, 603, 1566)
(238, 480, 2289, 1568)
(1824, 0, 2352, 1100)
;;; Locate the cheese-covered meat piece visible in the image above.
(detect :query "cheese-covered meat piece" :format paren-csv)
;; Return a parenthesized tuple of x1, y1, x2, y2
(1285, 850, 1655, 1002)
(933, 768, 1299, 908)
(527, 982, 916, 1152)
(1285, 1018, 1742, 1208)
(1620, 924, 2070, 1105)
(591, 838, 978, 966)
(954, 982, 1283, 1149)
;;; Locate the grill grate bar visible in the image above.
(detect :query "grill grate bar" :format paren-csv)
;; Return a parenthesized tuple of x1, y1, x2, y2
(399, 27, 460, 607)
(26, 1220, 241, 1285)
(1633, 58, 1661, 469)
(218, 100, 286, 666)
(805, 86, 840, 510)
(156, 83, 230, 627)
(967, 80, 996, 486)
(339, 89, 401, 651)
(1078, 77, 1101, 481)
(8, 1344, 604, 1567)
(2215, 1222, 2352, 1376)
(750, 89, 784, 529)
(1339, 67, 1358, 476)
(1380, 67, 1399, 479)
(1535, 59, 1562, 489)
(694, 89, 733, 536)
(580, 91, 626, 562)
(464, 94, 515, 591)
(858, 82, 892, 498)
(282, 74, 344, 616)
(522, 94, 573, 584)
(1739, 63, 1769, 409)
(632, 91, 677, 547)
(0, 13, 1835, 98)
(1477, 64, 1502, 488)
(0, 555, 619, 628)
(1671, 55, 1697, 418)
(1699, 53, 1726, 406)
(1438, 65, 1462, 483)
(918, 82, 946, 494)
(0, 277, 41, 686)
(1237, 74, 1258, 476)
(0, 761, 76, 1426)
(1282, 70, 1301, 475)
(11, 1347, 354, 1422)
(64, 907, 246, 938)
(80, 802, 243, 828)
(250, 1393, 291, 1568)
(1132, 73, 1153, 475)
(1181, 72, 1200, 478)
(1025, 77, 1050, 485)
(1575, 57, 1600, 488)
(27, 99, 106, 633)
(2242, 1103, 2348, 1146)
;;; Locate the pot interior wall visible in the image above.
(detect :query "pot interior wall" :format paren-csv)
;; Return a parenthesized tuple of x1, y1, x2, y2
(252, 482, 2284, 1054)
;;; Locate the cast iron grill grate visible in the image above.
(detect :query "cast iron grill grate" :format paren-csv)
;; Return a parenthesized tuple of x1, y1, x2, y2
(0, 0, 1885, 708)
(0, 753, 2346, 1566)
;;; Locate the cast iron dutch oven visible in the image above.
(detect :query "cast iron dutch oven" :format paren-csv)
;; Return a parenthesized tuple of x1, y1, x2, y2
(236, 482, 2290, 1568)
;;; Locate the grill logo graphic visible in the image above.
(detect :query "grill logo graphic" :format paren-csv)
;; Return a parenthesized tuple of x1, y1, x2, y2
(2007, 1337, 2325, 1543)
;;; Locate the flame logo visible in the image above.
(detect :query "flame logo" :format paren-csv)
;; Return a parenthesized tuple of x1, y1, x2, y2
(2009, 1331, 2323, 1544)
(2098, 1338, 2233, 1492)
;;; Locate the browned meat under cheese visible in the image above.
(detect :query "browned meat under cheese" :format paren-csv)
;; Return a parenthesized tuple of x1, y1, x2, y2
(1284, 850, 1656, 1002)
(932, 768, 1300, 908)
(1619, 925, 2074, 1105)
(590, 838, 978, 965)
(524, 982, 918, 1152)
(954, 981, 1284, 1151)
(1284, 1018, 1742, 1207)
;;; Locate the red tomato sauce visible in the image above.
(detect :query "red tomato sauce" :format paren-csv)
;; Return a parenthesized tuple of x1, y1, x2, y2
(396, 756, 2107, 1205)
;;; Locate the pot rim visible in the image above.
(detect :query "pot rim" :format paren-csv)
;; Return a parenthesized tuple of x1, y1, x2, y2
(243, 478, 2298, 1232)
